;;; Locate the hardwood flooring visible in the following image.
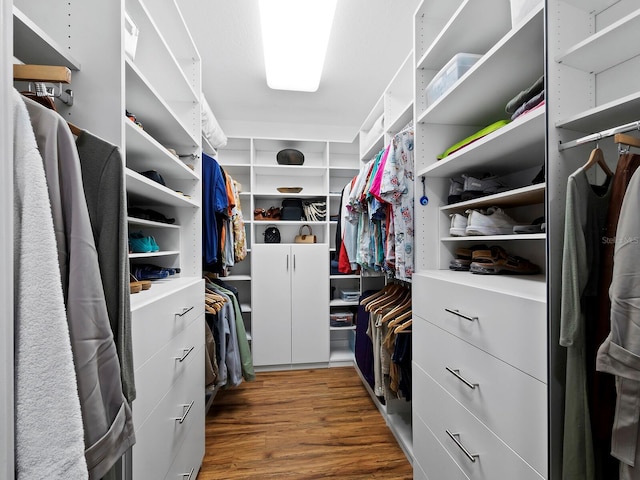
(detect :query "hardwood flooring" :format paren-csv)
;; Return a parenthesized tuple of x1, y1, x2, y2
(198, 367, 413, 479)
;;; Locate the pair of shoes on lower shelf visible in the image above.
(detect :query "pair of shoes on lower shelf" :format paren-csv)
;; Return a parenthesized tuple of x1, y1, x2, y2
(129, 273, 152, 294)
(450, 245, 539, 275)
(132, 264, 181, 281)
(129, 231, 160, 253)
(448, 174, 510, 205)
(469, 245, 540, 275)
(450, 208, 545, 236)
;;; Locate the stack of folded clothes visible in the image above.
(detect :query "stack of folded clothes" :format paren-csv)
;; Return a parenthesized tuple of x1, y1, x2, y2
(506, 75, 544, 121)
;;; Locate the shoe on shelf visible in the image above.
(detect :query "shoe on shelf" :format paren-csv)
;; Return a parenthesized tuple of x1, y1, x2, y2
(132, 264, 170, 281)
(469, 245, 540, 275)
(129, 273, 152, 292)
(129, 232, 160, 253)
(449, 244, 488, 271)
(465, 207, 518, 236)
(513, 216, 545, 234)
(449, 213, 468, 237)
(448, 177, 464, 204)
(461, 173, 510, 201)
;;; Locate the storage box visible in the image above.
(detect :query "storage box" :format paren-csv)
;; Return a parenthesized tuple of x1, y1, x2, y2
(509, 0, 540, 27)
(124, 12, 139, 60)
(339, 289, 360, 302)
(330, 311, 354, 328)
(425, 53, 482, 105)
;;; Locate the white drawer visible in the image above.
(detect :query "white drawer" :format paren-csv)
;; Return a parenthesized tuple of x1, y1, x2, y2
(413, 274, 546, 381)
(163, 415, 205, 480)
(132, 345, 205, 480)
(133, 314, 204, 431)
(132, 281, 204, 368)
(413, 414, 471, 480)
(414, 364, 545, 480)
(413, 318, 547, 474)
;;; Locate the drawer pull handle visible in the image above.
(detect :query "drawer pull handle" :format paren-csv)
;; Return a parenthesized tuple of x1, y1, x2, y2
(175, 306, 194, 318)
(446, 367, 478, 389)
(444, 308, 477, 322)
(180, 467, 195, 479)
(173, 401, 194, 424)
(446, 430, 479, 462)
(174, 346, 195, 362)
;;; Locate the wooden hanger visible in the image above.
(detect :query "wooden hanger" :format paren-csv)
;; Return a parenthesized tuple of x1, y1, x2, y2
(394, 318, 412, 333)
(381, 293, 412, 321)
(370, 287, 407, 313)
(360, 283, 397, 306)
(614, 133, 640, 152)
(583, 146, 613, 177)
(387, 309, 412, 328)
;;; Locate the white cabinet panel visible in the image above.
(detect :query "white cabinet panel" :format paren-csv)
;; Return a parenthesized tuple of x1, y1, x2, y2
(413, 414, 470, 480)
(413, 317, 547, 474)
(291, 244, 329, 364)
(413, 364, 545, 480)
(132, 345, 205, 480)
(413, 273, 546, 381)
(252, 244, 292, 366)
(252, 243, 329, 366)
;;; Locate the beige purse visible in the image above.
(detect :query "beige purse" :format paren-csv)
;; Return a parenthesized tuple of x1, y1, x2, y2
(294, 224, 316, 243)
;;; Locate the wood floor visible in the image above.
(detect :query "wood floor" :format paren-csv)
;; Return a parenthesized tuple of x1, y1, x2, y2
(198, 367, 413, 479)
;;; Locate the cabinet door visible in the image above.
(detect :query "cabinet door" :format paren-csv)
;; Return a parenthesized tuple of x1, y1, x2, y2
(252, 244, 292, 365)
(291, 244, 329, 364)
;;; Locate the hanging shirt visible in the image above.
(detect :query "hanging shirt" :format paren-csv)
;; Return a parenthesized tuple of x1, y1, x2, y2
(379, 129, 415, 281)
(561, 166, 612, 480)
(203, 153, 228, 265)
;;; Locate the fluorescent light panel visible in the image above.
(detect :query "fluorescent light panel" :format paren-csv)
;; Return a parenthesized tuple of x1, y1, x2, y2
(259, 0, 337, 92)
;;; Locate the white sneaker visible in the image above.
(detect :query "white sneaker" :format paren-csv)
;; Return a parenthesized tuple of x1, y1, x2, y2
(449, 213, 468, 237)
(465, 207, 517, 236)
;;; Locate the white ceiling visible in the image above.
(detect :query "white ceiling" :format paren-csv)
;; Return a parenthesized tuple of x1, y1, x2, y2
(180, 0, 420, 143)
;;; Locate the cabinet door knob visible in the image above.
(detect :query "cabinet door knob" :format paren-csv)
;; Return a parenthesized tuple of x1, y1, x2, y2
(446, 430, 479, 462)
(445, 367, 478, 389)
(444, 308, 478, 322)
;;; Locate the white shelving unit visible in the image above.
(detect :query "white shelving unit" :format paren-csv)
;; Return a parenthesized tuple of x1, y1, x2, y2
(8, 0, 206, 478)
(216, 137, 361, 369)
(547, 1, 640, 478)
(413, 1, 547, 479)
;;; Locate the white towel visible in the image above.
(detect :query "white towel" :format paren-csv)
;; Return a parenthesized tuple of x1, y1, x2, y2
(13, 88, 88, 479)
(201, 92, 227, 148)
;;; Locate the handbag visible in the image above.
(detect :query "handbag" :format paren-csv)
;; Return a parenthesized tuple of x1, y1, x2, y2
(263, 225, 281, 244)
(294, 224, 316, 243)
(276, 149, 304, 165)
(303, 201, 326, 222)
(281, 198, 304, 221)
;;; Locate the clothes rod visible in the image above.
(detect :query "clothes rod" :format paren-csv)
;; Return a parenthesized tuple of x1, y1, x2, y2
(558, 120, 640, 151)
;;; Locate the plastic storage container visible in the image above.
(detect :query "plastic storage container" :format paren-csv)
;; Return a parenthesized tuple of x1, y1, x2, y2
(425, 53, 482, 105)
(339, 289, 360, 302)
(330, 311, 354, 328)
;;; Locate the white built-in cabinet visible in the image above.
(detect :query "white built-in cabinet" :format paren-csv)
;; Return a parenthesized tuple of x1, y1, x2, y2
(412, 1, 547, 479)
(7, 0, 205, 478)
(252, 243, 329, 366)
(216, 138, 361, 368)
(412, 0, 640, 479)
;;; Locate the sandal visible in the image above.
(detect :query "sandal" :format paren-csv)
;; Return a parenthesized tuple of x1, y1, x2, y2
(130, 273, 152, 293)
(469, 246, 540, 275)
(254, 208, 269, 220)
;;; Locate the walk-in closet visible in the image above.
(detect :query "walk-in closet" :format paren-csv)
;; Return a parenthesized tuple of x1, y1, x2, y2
(4, 0, 640, 479)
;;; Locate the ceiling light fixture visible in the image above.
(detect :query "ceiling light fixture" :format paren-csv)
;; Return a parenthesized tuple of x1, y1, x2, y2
(258, 0, 337, 92)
